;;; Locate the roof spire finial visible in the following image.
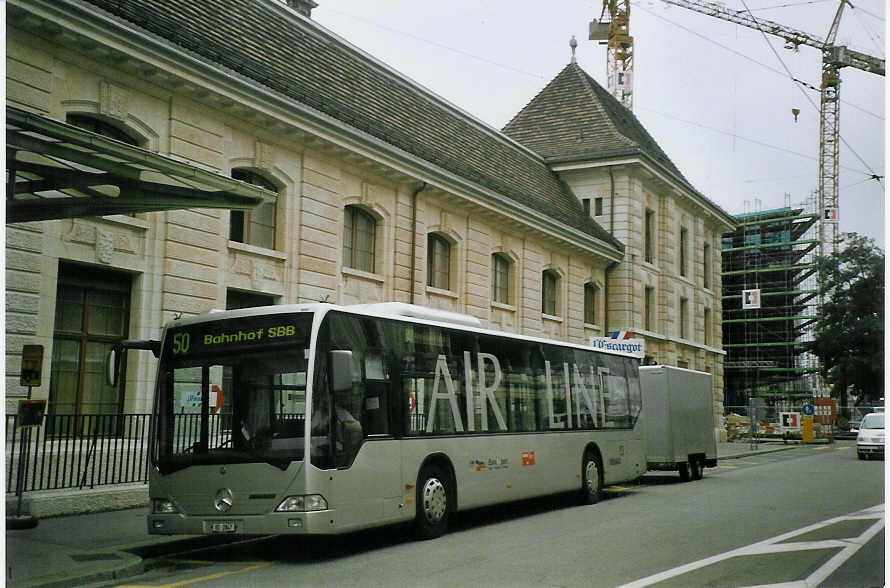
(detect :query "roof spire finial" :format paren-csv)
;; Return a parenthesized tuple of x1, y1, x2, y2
(569, 35, 578, 63)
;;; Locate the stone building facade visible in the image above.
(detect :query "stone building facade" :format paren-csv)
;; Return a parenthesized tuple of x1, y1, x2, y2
(503, 63, 736, 428)
(6, 0, 624, 415)
(6, 0, 732, 429)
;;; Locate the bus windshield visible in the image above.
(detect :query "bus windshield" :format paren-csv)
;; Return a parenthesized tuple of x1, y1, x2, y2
(152, 313, 313, 474)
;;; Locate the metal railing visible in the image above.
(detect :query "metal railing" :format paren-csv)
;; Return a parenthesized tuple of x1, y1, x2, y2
(6, 413, 153, 493)
(5, 412, 309, 493)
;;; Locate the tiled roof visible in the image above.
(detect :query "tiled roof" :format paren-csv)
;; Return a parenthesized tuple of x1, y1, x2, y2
(71, 0, 623, 251)
(503, 62, 695, 194)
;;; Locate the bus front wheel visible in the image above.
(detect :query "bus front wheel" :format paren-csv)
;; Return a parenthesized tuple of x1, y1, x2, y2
(581, 453, 603, 505)
(415, 465, 450, 540)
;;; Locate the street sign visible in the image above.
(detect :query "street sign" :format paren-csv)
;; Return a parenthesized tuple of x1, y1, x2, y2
(742, 289, 761, 309)
(802, 404, 815, 416)
(20, 345, 43, 388)
(780, 412, 801, 430)
(18, 399, 46, 428)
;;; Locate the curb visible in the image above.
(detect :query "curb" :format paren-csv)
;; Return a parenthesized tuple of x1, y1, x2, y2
(719, 444, 803, 461)
(9, 552, 144, 588)
(6, 484, 149, 519)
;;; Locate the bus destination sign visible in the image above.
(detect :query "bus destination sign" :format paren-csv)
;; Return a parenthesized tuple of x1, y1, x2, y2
(164, 314, 311, 358)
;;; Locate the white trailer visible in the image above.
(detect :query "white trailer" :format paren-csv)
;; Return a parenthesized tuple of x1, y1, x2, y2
(640, 365, 718, 481)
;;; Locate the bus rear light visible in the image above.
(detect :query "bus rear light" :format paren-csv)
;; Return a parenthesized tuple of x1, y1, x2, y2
(152, 499, 179, 514)
(276, 494, 328, 512)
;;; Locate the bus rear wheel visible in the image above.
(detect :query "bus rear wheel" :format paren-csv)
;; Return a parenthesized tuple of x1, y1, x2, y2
(581, 452, 603, 505)
(415, 465, 450, 540)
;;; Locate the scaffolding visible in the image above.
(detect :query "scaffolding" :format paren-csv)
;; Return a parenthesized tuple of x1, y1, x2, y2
(721, 195, 825, 408)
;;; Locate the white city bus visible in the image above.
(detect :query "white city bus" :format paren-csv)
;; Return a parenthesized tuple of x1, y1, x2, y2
(120, 302, 646, 539)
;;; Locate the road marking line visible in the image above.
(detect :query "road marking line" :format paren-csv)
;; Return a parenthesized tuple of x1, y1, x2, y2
(616, 504, 884, 588)
(117, 561, 273, 588)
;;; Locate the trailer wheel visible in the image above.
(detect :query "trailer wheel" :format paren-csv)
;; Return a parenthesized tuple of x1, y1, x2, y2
(415, 465, 450, 540)
(690, 457, 704, 481)
(678, 462, 691, 482)
(581, 452, 603, 505)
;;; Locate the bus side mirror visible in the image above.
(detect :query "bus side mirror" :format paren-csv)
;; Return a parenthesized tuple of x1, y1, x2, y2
(106, 347, 121, 387)
(330, 350, 353, 393)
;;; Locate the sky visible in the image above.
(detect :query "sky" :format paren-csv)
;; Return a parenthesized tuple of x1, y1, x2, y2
(312, 0, 886, 247)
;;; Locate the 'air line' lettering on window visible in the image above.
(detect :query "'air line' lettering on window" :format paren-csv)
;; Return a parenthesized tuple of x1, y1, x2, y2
(423, 353, 605, 432)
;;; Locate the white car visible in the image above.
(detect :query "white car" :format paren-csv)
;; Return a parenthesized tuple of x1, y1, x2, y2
(856, 413, 884, 460)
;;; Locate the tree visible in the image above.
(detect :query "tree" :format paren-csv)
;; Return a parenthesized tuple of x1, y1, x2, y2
(812, 233, 884, 408)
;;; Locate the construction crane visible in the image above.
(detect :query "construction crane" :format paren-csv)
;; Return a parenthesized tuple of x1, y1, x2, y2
(654, 0, 885, 257)
(589, 0, 634, 110)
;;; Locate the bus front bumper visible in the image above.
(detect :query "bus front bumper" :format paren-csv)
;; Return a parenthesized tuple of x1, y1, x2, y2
(148, 510, 336, 535)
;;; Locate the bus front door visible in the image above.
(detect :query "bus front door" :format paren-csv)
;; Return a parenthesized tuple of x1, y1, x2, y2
(328, 380, 404, 530)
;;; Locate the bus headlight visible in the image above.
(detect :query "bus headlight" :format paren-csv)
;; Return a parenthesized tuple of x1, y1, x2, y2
(276, 494, 328, 512)
(152, 498, 179, 514)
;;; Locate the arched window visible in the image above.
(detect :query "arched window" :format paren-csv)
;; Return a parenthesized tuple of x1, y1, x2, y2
(542, 270, 559, 316)
(230, 168, 278, 250)
(584, 282, 598, 324)
(427, 233, 451, 290)
(491, 253, 511, 305)
(66, 113, 142, 146)
(343, 205, 376, 273)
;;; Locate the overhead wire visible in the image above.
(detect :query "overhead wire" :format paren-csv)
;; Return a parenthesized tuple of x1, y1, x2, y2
(635, 4, 883, 121)
(737, 0, 884, 187)
(848, 6, 885, 57)
(318, 7, 545, 80)
(742, 0, 835, 11)
(637, 105, 879, 177)
(320, 4, 884, 186)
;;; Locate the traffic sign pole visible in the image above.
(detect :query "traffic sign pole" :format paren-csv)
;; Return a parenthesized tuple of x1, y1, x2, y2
(8, 346, 44, 530)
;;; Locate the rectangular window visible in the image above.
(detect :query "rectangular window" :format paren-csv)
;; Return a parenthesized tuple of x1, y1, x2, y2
(49, 264, 130, 430)
(704, 307, 712, 346)
(427, 235, 451, 290)
(703, 243, 711, 289)
(583, 198, 590, 216)
(584, 283, 597, 325)
(542, 272, 558, 316)
(595, 197, 604, 217)
(680, 297, 688, 339)
(491, 254, 510, 305)
(230, 169, 277, 250)
(343, 206, 376, 273)
(645, 286, 654, 331)
(680, 227, 688, 277)
(645, 209, 655, 264)
(226, 290, 275, 310)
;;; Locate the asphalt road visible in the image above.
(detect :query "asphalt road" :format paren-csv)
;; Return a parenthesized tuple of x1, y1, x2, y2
(105, 441, 884, 587)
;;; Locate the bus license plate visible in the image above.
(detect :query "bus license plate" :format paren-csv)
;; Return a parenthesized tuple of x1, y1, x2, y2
(210, 521, 236, 534)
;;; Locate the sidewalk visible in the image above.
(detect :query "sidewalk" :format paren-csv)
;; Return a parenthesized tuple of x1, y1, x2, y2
(4, 439, 807, 587)
(716, 438, 803, 460)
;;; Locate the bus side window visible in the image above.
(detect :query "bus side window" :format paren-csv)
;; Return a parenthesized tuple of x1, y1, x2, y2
(625, 358, 642, 425)
(362, 353, 390, 436)
(601, 355, 632, 428)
